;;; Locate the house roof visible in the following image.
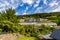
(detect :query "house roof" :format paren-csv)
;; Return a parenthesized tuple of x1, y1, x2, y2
(50, 29, 60, 39)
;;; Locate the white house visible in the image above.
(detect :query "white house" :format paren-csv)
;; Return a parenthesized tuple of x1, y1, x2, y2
(37, 22, 57, 27)
(19, 19, 25, 22)
(19, 22, 57, 27)
(38, 18, 48, 22)
(25, 18, 36, 22)
(25, 18, 48, 22)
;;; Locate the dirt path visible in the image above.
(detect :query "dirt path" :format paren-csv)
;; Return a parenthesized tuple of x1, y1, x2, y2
(0, 33, 22, 40)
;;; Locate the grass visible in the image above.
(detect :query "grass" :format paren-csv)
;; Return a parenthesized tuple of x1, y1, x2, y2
(17, 37, 39, 40)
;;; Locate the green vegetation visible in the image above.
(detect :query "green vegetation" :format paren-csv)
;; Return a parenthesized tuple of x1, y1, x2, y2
(0, 8, 20, 33)
(18, 12, 60, 25)
(19, 25, 54, 37)
(19, 25, 40, 37)
(17, 37, 39, 40)
(0, 8, 58, 40)
(39, 25, 55, 35)
(0, 21, 21, 32)
(0, 8, 18, 23)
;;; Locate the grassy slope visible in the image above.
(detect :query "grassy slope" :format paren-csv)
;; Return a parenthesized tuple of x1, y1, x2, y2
(17, 37, 39, 40)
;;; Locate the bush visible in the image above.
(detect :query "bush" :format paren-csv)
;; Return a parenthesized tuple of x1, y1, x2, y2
(0, 21, 21, 33)
(17, 37, 39, 40)
(19, 25, 40, 37)
(39, 25, 55, 35)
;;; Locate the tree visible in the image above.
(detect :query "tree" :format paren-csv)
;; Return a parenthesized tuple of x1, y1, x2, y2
(0, 12, 8, 21)
(6, 8, 18, 23)
(0, 8, 18, 23)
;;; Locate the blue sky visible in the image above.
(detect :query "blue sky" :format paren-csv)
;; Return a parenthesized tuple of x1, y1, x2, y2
(0, 0, 60, 15)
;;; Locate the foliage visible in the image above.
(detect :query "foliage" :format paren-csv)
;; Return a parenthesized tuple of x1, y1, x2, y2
(19, 25, 40, 37)
(0, 8, 20, 33)
(39, 25, 55, 35)
(17, 12, 60, 25)
(0, 8, 56, 38)
(19, 25, 55, 37)
(0, 21, 21, 33)
(38, 25, 54, 35)
(17, 12, 60, 18)
(17, 37, 39, 40)
(0, 8, 18, 23)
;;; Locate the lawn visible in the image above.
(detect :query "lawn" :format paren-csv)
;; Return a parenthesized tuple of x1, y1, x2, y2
(17, 37, 39, 40)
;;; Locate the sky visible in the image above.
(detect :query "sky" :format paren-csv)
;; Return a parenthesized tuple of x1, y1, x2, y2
(0, 0, 60, 15)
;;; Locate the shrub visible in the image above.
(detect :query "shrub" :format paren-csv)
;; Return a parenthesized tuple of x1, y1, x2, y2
(17, 37, 39, 40)
(0, 21, 21, 33)
(19, 25, 40, 37)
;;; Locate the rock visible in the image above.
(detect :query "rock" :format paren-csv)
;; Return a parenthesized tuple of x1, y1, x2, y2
(37, 35, 46, 40)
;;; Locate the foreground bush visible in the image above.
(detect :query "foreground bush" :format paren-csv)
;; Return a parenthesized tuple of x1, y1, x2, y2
(19, 25, 40, 37)
(39, 25, 55, 35)
(0, 21, 55, 37)
(19, 25, 55, 37)
(17, 37, 39, 40)
(0, 21, 21, 33)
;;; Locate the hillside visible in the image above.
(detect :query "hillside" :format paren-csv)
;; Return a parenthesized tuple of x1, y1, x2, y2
(17, 12, 60, 25)
(17, 12, 60, 18)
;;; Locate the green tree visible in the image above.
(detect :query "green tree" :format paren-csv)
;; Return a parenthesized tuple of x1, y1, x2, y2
(6, 8, 18, 23)
(0, 12, 8, 21)
(0, 8, 18, 23)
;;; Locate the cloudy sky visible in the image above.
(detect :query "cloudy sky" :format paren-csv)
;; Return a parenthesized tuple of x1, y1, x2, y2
(0, 0, 60, 15)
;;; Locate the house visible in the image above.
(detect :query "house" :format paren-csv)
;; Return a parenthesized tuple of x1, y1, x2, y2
(19, 19, 25, 22)
(25, 18, 48, 22)
(50, 29, 60, 40)
(37, 18, 48, 22)
(37, 22, 57, 27)
(25, 18, 36, 22)
(19, 18, 57, 27)
(38, 33, 53, 39)
(19, 22, 57, 27)
(38, 29, 60, 40)
(44, 22, 57, 27)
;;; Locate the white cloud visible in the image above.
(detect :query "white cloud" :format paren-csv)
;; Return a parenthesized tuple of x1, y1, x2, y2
(51, 6, 60, 12)
(49, 0, 58, 7)
(35, 7, 42, 13)
(22, 7, 28, 15)
(36, 0, 40, 4)
(34, 0, 40, 8)
(4, 1, 10, 6)
(34, 4, 39, 8)
(0, 0, 60, 15)
(22, 0, 33, 5)
(0, 1, 9, 7)
(10, 0, 20, 9)
(20, 4, 24, 6)
(26, 7, 28, 10)
(0, 1, 9, 12)
(23, 12, 27, 15)
(0, 0, 20, 12)
(10, 0, 15, 3)
(15, 12, 19, 15)
(0, 7, 6, 12)
(44, 0, 47, 5)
